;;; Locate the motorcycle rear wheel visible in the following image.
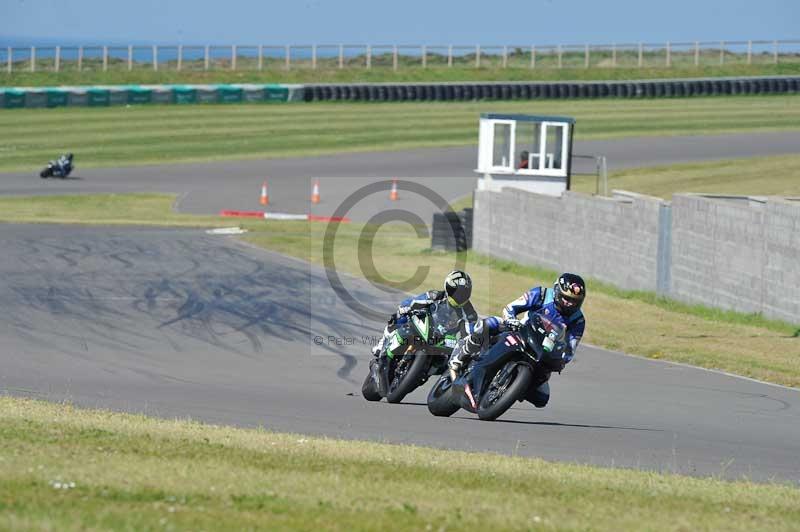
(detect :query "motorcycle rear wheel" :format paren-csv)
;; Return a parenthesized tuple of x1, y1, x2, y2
(386, 352, 429, 404)
(477, 363, 533, 421)
(426, 374, 460, 417)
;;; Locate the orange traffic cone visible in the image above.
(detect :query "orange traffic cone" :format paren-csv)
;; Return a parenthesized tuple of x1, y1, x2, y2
(311, 179, 320, 204)
(390, 179, 399, 201)
(259, 180, 269, 206)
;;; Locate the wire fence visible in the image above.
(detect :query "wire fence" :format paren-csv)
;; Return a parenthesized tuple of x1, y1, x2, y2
(2, 40, 799, 74)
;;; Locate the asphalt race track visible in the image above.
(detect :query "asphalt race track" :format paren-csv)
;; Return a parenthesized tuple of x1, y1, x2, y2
(1, 132, 799, 484)
(1, 131, 800, 220)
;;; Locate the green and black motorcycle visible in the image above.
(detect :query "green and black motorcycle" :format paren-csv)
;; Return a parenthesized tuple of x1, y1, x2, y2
(362, 302, 468, 404)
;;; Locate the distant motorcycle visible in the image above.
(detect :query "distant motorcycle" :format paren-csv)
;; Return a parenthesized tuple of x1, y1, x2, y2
(427, 312, 567, 421)
(40, 153, 74, 178)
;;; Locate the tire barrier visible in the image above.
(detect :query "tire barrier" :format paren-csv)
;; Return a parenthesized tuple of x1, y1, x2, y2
(3, 77, 798, 109)
(0, 83, 302, 109)
(430, 208, 473, 252)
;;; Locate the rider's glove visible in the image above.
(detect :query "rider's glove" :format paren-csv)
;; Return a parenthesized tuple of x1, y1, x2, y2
(504, 318, 522, 330)
(397, 305, 411, 316)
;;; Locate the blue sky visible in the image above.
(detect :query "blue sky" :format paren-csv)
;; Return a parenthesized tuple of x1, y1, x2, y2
(1, 0, 797, 45)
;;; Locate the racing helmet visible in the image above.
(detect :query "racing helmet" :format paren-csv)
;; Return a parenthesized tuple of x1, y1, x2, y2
(553, 273, 585, 316)
(444, 270, 472, 308)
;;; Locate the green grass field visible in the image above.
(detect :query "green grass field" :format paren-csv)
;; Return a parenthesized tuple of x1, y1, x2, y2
(2, 397, 798, 531)
(2, 95, 800, 172)
(572, 154, 800, 198)
(2, 62, 799, 87)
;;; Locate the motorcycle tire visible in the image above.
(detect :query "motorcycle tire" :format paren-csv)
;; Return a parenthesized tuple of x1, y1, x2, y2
(477, 363, 533, 421)
(40, 168, 51, 178)
(385, 352, 429, 404)
(361, 360, 383, 402)
(426, 373, 460, 417)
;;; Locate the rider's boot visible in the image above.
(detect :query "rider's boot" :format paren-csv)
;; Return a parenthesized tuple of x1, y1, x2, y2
(448, 335, 481, 375)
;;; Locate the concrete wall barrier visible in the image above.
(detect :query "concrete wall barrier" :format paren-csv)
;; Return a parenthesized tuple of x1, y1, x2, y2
(474, 188, 666, 293)
(474, 188, 800, 323)
(671, 194, 800, 323)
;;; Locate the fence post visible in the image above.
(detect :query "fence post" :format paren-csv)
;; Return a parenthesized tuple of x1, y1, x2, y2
(285, 45, 290, 70)
(30, 46, 35, 72)
(153, 45, 158, 71)
(584, 44, 589, 68)
(557, 44, 562, 68)
(366, 45, 371, 69)
(747, 40, 752, 64)
(204, 45, 209, 71)
(656, 202, 673, 296)
(258, 45, 263, 70)
(637, 42, 642, 67)
(231, 45, 236, 70)
(773, 40, 778, 64)
(503, 45, 508, 68)
(78, 45, 83, 71)
(393, 45, 398, 71)
(476, 44, 480, 68)
(530, 45, 536, 68)
(666, 41, 670, 67)
(719, 41, 724, 65)
(312, 44, 317, 69)
(612, 43, 616, 67)
(422, 45, 427, 68)
(448, 44, 453, 67)
(177, 44, 182, 71)
(103, 45, 108, 71)
(55, 45, 60, 72)
(338, 44, 344, 69)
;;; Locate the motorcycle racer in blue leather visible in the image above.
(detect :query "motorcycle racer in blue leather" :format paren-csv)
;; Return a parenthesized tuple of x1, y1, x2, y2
(449, 273, 586, 408)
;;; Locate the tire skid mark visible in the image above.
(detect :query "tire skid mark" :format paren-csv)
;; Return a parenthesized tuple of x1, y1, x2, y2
(1, 226, 369, 384)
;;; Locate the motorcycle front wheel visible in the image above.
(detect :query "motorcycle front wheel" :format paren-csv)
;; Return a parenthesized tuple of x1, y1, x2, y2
(385, 351, 429, 404)
(477, 363, 533, 421)
(426, 373, 460, 417)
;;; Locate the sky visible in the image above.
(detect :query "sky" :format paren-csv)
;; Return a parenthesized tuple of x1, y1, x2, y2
(1, 0, 798, 46)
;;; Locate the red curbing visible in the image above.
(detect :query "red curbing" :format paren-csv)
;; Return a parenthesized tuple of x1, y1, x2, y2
(308, 214, 351, 223)
(220, 210, 265, 218)
(219, 210, 350, 223)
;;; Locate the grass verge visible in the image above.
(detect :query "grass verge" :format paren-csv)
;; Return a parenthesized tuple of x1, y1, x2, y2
(3, 63, 799, 87)
(0, 192, 797, 387)
(572, 153, 800, 198)
(1, 396, 798, 531)
(2, 95, 800, 172)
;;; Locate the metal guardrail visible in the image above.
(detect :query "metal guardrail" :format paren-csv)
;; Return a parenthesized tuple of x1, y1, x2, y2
(1, 39, 799, 74)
